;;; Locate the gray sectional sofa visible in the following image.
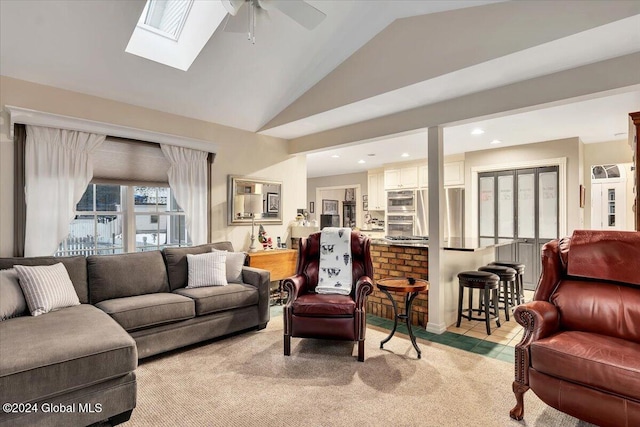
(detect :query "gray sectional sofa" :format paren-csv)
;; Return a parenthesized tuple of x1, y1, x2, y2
(0, 242, 271, 427)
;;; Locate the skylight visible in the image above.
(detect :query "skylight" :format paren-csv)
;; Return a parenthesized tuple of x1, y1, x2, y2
(126, 0, 229, 71)
(141, 0, 193, 40)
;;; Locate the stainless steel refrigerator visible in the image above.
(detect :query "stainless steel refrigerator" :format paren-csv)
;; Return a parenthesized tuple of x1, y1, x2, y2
(415, 188, 465, 240)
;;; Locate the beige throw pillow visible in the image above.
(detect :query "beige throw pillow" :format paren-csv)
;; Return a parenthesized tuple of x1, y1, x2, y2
(212, 249, 246, 284)
(14, 263, 80, 316)
(0, 268, 28, 321)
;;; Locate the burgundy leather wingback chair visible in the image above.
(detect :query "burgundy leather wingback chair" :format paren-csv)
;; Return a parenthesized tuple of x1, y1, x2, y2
(510, 230, 640, 427)
(283, 231, 374, 362)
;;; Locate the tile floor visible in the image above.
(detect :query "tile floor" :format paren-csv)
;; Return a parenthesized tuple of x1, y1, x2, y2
(271, 290, 532, 363)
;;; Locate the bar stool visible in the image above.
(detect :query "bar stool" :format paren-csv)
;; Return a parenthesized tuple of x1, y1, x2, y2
(456, 271, 501, 335)
(490, 261, 525, 305)
(478, 265, 517, 321)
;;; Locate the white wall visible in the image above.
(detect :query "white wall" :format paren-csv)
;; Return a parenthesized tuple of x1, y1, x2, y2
(0, 76, 306, 256)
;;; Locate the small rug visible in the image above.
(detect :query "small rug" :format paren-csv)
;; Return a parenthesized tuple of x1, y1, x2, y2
(124, 316, 594, 427)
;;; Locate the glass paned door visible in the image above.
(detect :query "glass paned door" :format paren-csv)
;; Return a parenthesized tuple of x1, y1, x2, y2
(497, 174, 514, 238)
(479, 166, 559, 290)
(479, 176, 495, 247)
(517, 171, 535, 239)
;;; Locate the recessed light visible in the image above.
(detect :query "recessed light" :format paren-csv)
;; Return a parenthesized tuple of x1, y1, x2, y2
(401, 153, 409, 157)
(471, 128, 485, 135)
(490, 139, 502, 145)
(358, 160, 365, 164)
(331, 154, 340, 158)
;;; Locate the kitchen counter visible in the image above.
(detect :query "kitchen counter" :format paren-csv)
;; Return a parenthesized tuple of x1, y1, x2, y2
(371, 238, 514, 251)
(369, 237, 515, 328)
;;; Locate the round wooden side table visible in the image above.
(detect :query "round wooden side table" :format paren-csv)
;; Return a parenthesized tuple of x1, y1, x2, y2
(377, 277, 428, 359)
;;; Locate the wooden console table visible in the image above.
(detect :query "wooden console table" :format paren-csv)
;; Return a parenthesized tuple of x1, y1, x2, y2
(246, 249, 297, 304)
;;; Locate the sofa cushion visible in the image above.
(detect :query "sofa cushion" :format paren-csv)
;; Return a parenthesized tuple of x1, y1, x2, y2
(0, 304, 137, 405)
(95, 293, 195, 332)
(163, 242, 235, 291)
(552, 279, 640, 343)
(14, 263, 81, 316)
(531, 330, 640, 399)
(187, 251, 228, 288)
(0, 269, 28, 321)
(0, 256, 88, 303)
(292, 293, 356, 316)
(173, 283, 258, 316)
(88, 251, 170, 304)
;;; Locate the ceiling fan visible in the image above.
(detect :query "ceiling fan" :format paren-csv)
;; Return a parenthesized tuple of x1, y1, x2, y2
(221, 0, 326, 43)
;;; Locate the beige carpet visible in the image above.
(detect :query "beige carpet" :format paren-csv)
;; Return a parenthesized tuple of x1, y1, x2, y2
(127, 317, 592, 427)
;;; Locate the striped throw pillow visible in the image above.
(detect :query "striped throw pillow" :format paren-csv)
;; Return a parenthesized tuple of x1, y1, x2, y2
(14, 263, 80, 316)
(186, 251, 228, 288)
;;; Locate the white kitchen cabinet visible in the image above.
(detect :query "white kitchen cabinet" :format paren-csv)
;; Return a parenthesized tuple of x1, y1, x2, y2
(419, 165, 428, 188)
(444, 161, 465, 187)
(367, 171, 386, 210)
(419, 162, 464, 187)
(384, 166, 418, 189)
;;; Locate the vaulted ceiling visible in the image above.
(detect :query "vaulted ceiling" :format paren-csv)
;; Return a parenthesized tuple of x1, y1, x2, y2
(1, 1, 639, 177)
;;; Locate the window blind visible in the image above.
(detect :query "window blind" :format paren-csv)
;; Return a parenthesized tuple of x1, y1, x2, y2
(92, 137, 170, 186)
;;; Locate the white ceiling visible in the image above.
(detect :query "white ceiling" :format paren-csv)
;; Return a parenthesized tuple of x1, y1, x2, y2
(305, 89, 640, 178)
(1, 1, 639, 179)
(0, 0, 499, 132)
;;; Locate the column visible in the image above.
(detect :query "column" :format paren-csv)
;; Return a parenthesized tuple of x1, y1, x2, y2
(426, 126, 446, 334)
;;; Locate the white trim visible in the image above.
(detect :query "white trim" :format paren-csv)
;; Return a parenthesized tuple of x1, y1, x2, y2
(5, 105, 218, 153)
(469, 157, 567, 240)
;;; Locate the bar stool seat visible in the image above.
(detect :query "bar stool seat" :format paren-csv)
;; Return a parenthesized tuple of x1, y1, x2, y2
(456, 271, 501, 335)
(478, 265, 517, 321)
(490, 261, 525, 304)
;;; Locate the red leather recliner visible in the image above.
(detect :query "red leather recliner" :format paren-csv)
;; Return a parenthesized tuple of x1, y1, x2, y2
(510, 230, 640, 426)
(283, 231, 374, 362)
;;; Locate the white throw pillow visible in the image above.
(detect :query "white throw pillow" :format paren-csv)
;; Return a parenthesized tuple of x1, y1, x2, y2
(187, 251, 228, 288)
(14, 263, 80, 316)
(0, 268, 28, 321)
(212, 249, 246, 284)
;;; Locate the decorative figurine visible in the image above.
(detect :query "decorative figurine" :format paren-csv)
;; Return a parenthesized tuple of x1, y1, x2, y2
(258, 224, 273, 250)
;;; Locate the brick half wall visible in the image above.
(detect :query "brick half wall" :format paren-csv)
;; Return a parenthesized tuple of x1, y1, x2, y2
(369, 243, 429, 327)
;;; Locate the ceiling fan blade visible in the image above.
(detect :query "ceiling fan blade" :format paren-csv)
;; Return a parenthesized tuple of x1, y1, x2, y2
(274, 0, 326, 30)
(221, 0, 246, 16)
(256, 0, 276, 11)
(223, 5, 249, 33)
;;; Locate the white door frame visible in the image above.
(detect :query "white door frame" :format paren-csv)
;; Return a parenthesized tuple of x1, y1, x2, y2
(315, 184, 362, 228)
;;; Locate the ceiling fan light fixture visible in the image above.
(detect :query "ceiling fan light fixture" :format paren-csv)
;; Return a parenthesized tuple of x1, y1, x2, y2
(223, 0, 326, 44)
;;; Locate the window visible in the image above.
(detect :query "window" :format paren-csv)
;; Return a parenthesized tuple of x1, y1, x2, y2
(141, 0, 194, 41)
(134, 186, 189, 252)
(55, 184, 190, 256)
(592, 164, 621, 179)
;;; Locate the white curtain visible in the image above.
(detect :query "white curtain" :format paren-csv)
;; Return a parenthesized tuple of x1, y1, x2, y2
(24, 125, 105, 256)
(161, 144, 208, 245)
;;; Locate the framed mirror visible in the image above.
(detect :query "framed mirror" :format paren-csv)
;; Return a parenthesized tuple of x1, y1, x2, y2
(228, 175, 283, 225)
